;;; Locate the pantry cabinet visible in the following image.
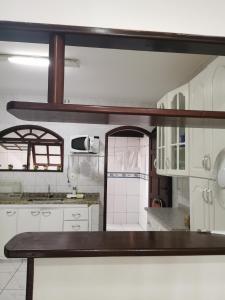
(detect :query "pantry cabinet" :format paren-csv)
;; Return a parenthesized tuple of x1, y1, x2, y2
(156, 84, 189, 176)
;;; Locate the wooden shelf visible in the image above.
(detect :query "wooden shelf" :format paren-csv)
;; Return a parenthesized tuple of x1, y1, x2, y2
(7, 101, 225, 128)
(5, 231, 225, 258)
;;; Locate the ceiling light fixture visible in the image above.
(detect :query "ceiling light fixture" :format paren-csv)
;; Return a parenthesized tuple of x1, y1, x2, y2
(0, 54, 80, 68)
(8, 55, 49, 67)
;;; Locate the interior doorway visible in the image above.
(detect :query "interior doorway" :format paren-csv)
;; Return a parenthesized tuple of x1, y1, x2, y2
(103, 126, 172, 231)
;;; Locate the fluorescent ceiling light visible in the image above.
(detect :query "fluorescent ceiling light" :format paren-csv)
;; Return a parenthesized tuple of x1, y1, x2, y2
(2, 54, 80, 68)
(8, 56, 49, 67)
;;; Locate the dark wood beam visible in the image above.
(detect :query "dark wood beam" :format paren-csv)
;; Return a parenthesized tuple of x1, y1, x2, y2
(6, 101, 225, 128)
(1, 21, 225, 55)
(48, 34, 65, 104)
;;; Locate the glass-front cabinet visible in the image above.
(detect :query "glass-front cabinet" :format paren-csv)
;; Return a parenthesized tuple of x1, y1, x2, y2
(156, 96, 168, 175)
(156, 84, 189, 176)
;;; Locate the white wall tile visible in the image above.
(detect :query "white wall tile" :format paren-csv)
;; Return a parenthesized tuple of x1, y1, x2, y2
(114, 179, 127, 196)
(114, 195, 126, 213)
(114, 213, 126, 224)
(127, 195, 139, 212)
(126, 213, 139, 224)
(127, 137, 140, 147)
(107, 213, 114, 224)
(126, 178, 140, 195)
(115, 137, 127, 147)
(107, 194, 114, 212)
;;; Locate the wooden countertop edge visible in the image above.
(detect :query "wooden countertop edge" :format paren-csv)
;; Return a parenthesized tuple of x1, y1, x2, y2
(5, 231, 225, 258)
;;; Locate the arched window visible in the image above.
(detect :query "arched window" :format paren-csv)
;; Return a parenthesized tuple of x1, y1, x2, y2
(0, 125, 64, 171)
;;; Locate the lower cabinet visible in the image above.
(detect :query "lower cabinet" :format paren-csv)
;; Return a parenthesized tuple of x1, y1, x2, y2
(40, 209, 63, 232)
(63, 221, 89, 231)
(0, 204, 99, 258)
(0, 209, 17, 258)
(190, 177, 225, 232)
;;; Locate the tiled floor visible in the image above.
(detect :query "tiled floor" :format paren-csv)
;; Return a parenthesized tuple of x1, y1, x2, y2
(0, 259, 26, 300)
(107, 223, 144, 231)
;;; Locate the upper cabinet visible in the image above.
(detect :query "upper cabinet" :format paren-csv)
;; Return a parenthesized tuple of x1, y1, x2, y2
(189, 57, 225, 179)
(156, 95, 168, 175)
(156, 84, 189, 176)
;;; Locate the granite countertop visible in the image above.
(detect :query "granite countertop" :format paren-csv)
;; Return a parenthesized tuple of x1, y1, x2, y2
(145, 207, 190, 231)
(0, 193, 99, 206)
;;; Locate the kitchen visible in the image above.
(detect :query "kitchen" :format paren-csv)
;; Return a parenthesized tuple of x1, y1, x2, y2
(1, 19, 225, 300)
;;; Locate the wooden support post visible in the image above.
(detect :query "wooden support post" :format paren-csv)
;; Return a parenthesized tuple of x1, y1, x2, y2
(48, 33, 65, 104)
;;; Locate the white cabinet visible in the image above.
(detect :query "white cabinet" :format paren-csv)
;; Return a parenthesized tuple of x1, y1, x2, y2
(40, 208, 63, 232)
(189, 63, 213, 178)
(63, 220, 89, 231)
(0, 204, 99, 258)
(190, 178, 214, 231)
(156, 95, 168, 175)
(17, 208, 40, 233)
(0, 209, 17, 257)
(156, 84, 189, 176)
(189, 56, 225, 179)
(89, 204, 100, 231)
(190, 177, 225, 232)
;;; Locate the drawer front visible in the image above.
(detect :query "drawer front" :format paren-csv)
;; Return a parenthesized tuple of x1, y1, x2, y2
(63, 220, 88, 231)
(64, 207, 88, 221)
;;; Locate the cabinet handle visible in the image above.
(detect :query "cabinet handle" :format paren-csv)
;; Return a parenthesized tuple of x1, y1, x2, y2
(166, 158, 170, 169)
(42, 211, 51, 217)
(202, 157, 206, 169)
(6, 210, 16, 216)
(205, 155, 211, 171)
(153, 158, 157, 169)
(72, 225, 81, 231)
(202, 188, 208, 203)
(31, 211, 40, 216)
(72, 213, 81, 219)
(207, 189, 213, 205)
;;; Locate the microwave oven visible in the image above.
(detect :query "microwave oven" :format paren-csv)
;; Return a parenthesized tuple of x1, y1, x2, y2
(70, 135, 99, 153)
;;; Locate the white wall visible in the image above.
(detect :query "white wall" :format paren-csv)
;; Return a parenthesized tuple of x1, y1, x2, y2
(1, 1, 225, 37)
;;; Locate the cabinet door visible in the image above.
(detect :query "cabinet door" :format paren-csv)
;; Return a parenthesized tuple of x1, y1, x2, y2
(156, 95, 168, 175)
(211, 180, 225, 231)
(40, 208, 63, 231)
(167, 84, 189, 176)
(190, 178, 209, 231)
(189, 70, 213, 178)
(17, 208, 40, 233)
(89, 204, 99, 231)
(211, 58, 225, 169)
(0, 208, 17, 258)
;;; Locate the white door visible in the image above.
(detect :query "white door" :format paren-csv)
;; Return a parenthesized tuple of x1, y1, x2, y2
(17, 208, 40, 233)
(190, 178, 209, 231)
(189, 69, 213, 178)
(40, 208, 63, 231)
(167, 84, 189, 176)
(0, 208, 17, 258)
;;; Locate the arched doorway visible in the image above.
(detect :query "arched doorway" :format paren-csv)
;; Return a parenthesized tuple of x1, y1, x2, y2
(103, 126, 172, 231)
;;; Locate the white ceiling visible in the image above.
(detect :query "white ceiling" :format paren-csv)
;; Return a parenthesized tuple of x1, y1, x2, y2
(0, 41, 215, 107)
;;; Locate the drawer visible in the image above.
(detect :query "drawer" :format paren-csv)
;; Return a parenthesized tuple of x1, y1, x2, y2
(64, 207, 88, 221)
(63, 220, 88, 231)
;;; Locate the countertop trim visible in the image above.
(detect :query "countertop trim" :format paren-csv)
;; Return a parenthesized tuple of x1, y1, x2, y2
(5, 231, 225, 258)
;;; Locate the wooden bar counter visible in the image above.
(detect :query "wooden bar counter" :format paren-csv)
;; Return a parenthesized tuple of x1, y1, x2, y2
(5, 231, 225, 300)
